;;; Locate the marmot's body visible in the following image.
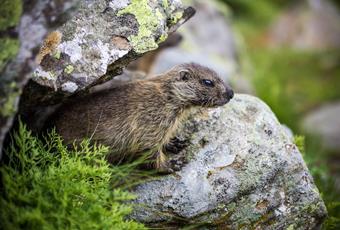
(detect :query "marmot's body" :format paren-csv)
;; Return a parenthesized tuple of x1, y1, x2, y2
(51, 63, 234, 169)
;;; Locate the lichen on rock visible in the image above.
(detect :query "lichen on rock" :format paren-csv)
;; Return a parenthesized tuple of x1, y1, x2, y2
(131, 94, 327, 229)
(31, 0, 192, 98)
(117, 0, 167, 53)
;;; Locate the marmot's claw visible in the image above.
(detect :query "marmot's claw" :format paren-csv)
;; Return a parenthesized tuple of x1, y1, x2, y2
(155, 151, 174, 174)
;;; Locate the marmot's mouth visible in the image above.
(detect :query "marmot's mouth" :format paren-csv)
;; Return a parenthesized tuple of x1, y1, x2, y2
(194, 98, 232, 107)
(213, 98, 231, 107)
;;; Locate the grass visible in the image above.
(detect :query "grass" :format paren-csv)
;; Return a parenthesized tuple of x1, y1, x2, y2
(0, 0, 22, 31)
(250, 49, 340, 131)
(0, 122, 147, 230)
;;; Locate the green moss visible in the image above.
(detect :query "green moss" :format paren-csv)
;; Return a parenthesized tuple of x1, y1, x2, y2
(250, 49, 340, 131)
(0, 122, 146, 230)
(53, 50, 61, 59)
(0, 38, 19, 70)
(0, 0, 22, 30)
(0, 89, 20, 117)
(286, 224, 295, 230)
(64, 65, 74, 74)
(118, 0, 168, 53)
(162, 0, 169, 9)
(294, 135, 305, 154)
(168, 11, 183, 26)
(158, 33, 168, 43)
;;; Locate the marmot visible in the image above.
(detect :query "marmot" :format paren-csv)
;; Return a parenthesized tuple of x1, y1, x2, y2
(50, 63, 234, 170)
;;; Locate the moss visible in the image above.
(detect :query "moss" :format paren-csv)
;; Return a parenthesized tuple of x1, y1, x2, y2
(286, 224, 295, 230)
(0, 0, 22, 31)
(162, 0, 169, 9)
(250, 50, 340, 131)
(64, 64, 74, 74)
(168, 11, 183, 26)
(0, 89, 20, 117)
(158, 33, 168, 43)
(294, 135, 305, 154)
(53, 50, 61, 59)
(0, 122, 146, 229)
(118, 0, 168, 53)
(0, 38, 19, 70)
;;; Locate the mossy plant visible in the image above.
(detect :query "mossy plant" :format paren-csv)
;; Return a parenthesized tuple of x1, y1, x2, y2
(0, 87, 20, 117)
(0, 122, 146, 230)
(0, 38, 19, 71)
(118, 0, 168, 53)
(0, 0, 22, 31)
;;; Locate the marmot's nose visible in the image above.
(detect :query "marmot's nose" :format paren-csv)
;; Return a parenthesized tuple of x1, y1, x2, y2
(224, 89, 234, 100)
(227, 89, 234, 99)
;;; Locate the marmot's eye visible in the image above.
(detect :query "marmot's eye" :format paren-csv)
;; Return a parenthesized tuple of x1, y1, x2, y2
(180, 71, 190, 81)
(202, 79, 214, 87)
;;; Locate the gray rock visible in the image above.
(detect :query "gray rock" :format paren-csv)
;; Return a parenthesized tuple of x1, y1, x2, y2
(29, 0, 194, 103)
(132, 94, 327, 229)
(303, 101, 340, 150)
(0, 0, 81, 157)
(268, 0, 340, 49)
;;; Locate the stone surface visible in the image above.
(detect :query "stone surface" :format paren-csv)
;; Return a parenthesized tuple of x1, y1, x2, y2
(303, 101, 340, 151)
(0, 0, 81, 157)
(28, 0, 195, 106)
(132, 94, 327, 229)
(268, 0, 340, 49)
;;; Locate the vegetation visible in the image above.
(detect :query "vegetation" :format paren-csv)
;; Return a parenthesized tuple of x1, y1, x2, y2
(0, 0, 22, 31)
(222, 0, 340, 229)
(0, 122, 146, 230)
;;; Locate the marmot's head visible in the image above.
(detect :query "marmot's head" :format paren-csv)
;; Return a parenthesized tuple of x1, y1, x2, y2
(166, 63, 234, 107)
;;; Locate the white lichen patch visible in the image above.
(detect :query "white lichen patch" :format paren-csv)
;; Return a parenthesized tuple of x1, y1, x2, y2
(275, 191, 288, 216)
(96, 40, 129, 75)
(58, 28, 87, 63)
(61, 81, 78, 93)
(33, 67, 53, 81)
(109, 0, 130, 10)
(59, 40, 82, 63)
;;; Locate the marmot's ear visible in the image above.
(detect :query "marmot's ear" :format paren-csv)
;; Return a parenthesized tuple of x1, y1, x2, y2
(178, 70, 190, 81)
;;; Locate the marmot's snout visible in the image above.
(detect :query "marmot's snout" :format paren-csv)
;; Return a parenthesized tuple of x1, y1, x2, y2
(215, 88, 233, 106)
(223, 87, 234, 101)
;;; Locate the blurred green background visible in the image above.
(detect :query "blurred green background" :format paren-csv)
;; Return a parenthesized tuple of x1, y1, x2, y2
(220, 0, 340, 228)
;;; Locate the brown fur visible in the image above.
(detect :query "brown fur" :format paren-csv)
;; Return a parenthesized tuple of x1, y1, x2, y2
(50, 63, 234, 170)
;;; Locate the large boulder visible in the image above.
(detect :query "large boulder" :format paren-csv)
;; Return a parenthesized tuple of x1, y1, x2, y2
(132, 94, 327, 229)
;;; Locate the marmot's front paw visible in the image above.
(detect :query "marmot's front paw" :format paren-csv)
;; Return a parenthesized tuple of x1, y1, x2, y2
(155, 151, 174, 174)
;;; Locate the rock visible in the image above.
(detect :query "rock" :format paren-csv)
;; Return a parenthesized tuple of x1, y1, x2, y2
(149, 0, 239, 84)
(25, 0, 195, 107)
(268, 0, 340, 50)
(0, 0, 81, 157)
(132, 94, 327, 229)
(303, 101, 340, 151)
